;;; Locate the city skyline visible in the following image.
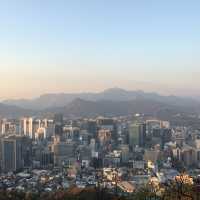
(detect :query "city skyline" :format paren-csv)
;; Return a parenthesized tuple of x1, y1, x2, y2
(1, 1, 200, 199)
(1, 0, 200, 98)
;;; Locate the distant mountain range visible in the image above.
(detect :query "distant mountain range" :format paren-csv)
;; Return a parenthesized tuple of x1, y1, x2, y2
(1, 88, 200, 118)
(43, 98, 188, 119)
(3, 88, 200, 109)
(0, 103, 34, 118)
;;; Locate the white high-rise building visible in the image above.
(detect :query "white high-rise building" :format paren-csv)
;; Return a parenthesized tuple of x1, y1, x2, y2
(21, 117, 37, 138)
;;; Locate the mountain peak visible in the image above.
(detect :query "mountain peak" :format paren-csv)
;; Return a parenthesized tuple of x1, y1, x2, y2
(103, 87, 128, 93)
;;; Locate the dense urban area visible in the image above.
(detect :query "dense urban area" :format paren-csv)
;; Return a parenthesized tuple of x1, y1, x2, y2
(0, 112, 200, 200)
(1, 0, 200, 199)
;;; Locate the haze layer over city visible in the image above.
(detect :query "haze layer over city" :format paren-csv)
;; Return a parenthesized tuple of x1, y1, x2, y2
(0, 1, 200, 200)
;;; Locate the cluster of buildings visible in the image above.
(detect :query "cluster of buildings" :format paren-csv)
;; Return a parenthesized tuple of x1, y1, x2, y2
(0, 113, 200, 194)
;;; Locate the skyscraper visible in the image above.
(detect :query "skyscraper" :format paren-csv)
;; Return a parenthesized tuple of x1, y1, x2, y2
(139, 123, 146, 148)
(129, 123, 140, 150)
(1, 136, 23, 172)
(128, 122, 146, 150)
(54, 114, 64, 136)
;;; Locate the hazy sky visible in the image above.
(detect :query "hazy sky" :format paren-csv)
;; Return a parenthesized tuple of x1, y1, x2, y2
(0, 0, 200, 99)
